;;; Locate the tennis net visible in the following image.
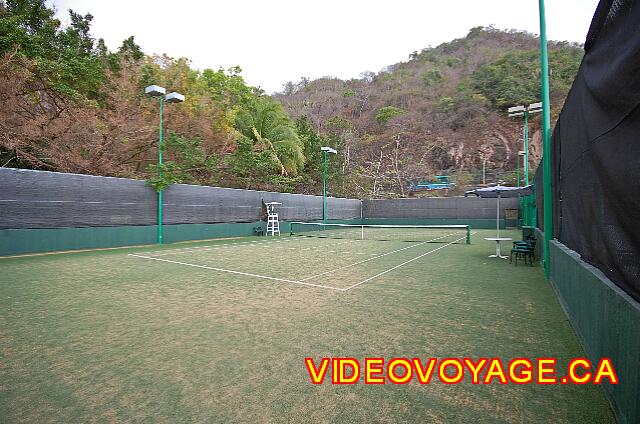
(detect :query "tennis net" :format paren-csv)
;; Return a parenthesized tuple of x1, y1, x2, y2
(289, 222, 470, 244)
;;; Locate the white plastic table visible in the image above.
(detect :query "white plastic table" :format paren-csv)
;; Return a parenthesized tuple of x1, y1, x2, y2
(484, 237, 513, 259)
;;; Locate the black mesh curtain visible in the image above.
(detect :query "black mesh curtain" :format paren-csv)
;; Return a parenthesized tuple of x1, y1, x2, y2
(539, 0, 640, 302)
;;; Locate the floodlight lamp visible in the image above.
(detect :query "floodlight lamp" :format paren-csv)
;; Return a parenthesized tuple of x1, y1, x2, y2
(518, 151, 526, 156)
(145, 85, 166, 97)
(528, 102, 543, 111)
(507, 105, 525, 113)
(508, 112, 524, 117)
(166, 92, 185, 103)
(321, 147, 337, 154)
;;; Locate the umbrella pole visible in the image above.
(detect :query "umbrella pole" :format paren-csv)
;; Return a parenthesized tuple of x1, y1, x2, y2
(497, 194, 500, 238)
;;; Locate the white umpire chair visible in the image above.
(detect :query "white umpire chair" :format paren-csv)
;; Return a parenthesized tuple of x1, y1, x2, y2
(264, 202, 282, 236)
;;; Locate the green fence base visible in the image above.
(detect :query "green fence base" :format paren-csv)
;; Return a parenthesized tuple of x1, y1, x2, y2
(0, 222, 268, 256)
(0, 219, 367, 257)
(549, 240, 640, 424)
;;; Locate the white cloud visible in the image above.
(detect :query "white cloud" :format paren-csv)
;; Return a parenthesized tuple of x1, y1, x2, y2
(50, 0, 600, 93)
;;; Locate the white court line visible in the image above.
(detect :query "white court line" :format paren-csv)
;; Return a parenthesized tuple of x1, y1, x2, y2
(344, 233, 473, 291)
(267, 239, 373, 255)
(269, 246, 375, 255)
(147, 237, 357, 257)
(142, 237, 295, 254)
(299, 233, 456, 282)
(271, 246, 376, 255)
(144, 237, 298, 256)
(128, 253, 345, 291)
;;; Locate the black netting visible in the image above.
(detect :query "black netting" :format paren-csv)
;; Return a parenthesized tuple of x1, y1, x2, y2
(536, 0, 640, 302)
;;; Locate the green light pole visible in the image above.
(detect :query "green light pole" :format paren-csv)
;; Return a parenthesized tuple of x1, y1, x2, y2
(538, 0, 553, 279)
(321, 146, 337, 223)
(516, 152, 520, 187)
(508, 102, 542, 226)
(523, 111, 529, 184)
(508, 102, 542, 184)
(145, 86, 185, 244)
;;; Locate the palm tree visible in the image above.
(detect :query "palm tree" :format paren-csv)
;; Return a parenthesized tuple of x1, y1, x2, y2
(235, 98, 305, 176)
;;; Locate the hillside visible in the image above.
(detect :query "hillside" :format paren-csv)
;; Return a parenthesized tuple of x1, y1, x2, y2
(274, 26, 583, 197)
(0, 2, 583, 198)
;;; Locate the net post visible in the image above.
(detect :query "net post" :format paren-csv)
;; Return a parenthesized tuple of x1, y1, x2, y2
(466, 226, 471, 244)
(361, 225, 364, 240)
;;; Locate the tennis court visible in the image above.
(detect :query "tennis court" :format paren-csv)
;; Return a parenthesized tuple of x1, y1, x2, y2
(0, 228, 614, 423)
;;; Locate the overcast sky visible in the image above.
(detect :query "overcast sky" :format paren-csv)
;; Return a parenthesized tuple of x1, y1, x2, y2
(50, 0, 600, 94)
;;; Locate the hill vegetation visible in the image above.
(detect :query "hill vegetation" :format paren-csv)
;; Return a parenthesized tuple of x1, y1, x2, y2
(1, 1, 584, 197)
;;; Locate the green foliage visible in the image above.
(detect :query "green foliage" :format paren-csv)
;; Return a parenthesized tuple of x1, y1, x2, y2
(145, 133, 218, 191)
(145, 162, 184, 192)
(225, 136, 280, 183)
(326, 116, 353, 131)
(95, 38, 120, 72)
(418, 50, 438, 63)
(445, 57, 461, 68)
(438, 97, 455, 113)
(422, 68, 444, 86)
(139, 63, 159, 88)
(471, 50, 539, 108)
(296, 115, 323, 172)
(232, 97, 305, 179)
(467, 26, 485, 39)
(118, 36, 143, 62)
(1, 1, 106, 100)
(295, 115, 345, 193)
(201, 66, 253, 107)
(0, 0, 59, 59)
(471, 48, 582, 108)
(342, 89, 354, 97)
(375, 106, 405, 124)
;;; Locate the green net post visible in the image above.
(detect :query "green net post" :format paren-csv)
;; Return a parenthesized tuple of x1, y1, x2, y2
(466, 226, 471, 244)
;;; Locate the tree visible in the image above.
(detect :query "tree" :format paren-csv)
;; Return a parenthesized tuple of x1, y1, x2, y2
(422, 68, 443, 86)
(118, 36, 143, 62)
(375, 106, 405, 124)
(146, 133, 218, 191)
(471, 48, 582, 108)
(230, 97, 305, 184)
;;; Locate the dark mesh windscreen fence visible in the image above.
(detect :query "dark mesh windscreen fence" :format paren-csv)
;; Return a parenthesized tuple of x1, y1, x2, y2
(362, 197, 518, 219)
(0, 168, 157, 228)
(0, 168, 361, 229)
(536, 0, 640, 302)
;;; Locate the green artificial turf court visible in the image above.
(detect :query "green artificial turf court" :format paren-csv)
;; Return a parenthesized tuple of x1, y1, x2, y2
(0, 229, 615, 423)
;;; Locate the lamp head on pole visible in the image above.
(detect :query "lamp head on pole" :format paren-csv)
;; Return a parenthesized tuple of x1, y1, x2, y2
(321, 146, 337, 154)
(507, 105, 525, 117)
(528, 102, 543, 113)
(507, 102, 543, 117)
(166, 92, 185, 103)
(507, 105, 525, 114)
(145, 85, 166, 97)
